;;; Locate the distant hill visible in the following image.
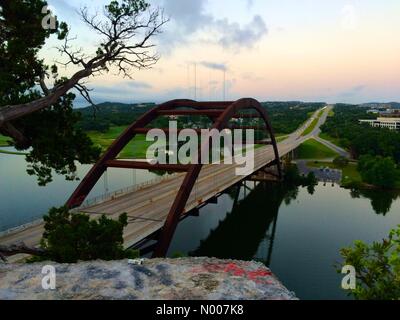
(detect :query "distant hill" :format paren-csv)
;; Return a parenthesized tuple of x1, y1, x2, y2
(358, 102, 400, 109)
(77, 102, 156, 132)
(79, 102, 156, 115)
(76, 100, 325, 135)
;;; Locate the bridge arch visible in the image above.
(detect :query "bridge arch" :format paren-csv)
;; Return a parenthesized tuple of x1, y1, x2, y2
(66, 98, 282, 257)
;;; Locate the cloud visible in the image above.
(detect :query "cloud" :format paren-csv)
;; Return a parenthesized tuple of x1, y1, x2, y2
(94, 81, 152, 93)
(215, 15, 267, 49)
(246, 0, 254, 9)
(161, 0, 213, 34)
(73, 80, 153, 105)
(200, 61, 228, 71)
(242, 72, 264, 82)
(155, 0, 268, 52)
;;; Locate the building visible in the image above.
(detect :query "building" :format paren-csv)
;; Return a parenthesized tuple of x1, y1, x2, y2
(380, 109, 400, 117)
(359, 117, 400, 130)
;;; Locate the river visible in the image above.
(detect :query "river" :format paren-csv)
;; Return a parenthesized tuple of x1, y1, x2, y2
(1, 147, 400, 299)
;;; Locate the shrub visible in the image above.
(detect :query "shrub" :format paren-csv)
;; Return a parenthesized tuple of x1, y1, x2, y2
(358, 155, 398, 188)
(333, 156, 349, 168)
(32, 206, 139, 263)
(339, 226, 400, 300)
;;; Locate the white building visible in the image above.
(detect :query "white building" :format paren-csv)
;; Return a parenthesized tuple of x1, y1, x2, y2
(359, 118, 400, 130)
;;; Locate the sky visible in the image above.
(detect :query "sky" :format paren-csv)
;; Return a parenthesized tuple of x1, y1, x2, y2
(44, 0, 400, 106)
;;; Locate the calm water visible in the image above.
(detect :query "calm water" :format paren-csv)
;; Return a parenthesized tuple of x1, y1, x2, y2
(168, 179, 400, 300)
(0, 148, 161, 231)
(1, 148, 400, 299)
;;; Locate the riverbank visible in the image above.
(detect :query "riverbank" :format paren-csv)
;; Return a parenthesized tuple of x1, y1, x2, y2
(0, 149, 27, 156)
(306, 160, 400, 190)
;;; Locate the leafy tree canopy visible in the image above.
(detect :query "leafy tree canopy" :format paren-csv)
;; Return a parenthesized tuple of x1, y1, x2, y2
(339, 226, 400, 300)
(0, 0, 166, 185)
(32, 206, 138, 263)
(358, 155, 399, 189)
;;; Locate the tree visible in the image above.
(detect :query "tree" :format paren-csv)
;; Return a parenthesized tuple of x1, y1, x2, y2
(0, 0, 167, 185)
(358, 155, 398, 189)
(333, 156, 349, 168)
(321, 104, 400, 163)
(0, 206, 139, 263)
(36, 206, 138, 263)
(339, 226, 400, 300)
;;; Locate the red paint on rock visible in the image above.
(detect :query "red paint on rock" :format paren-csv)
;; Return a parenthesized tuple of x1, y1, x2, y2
(190, 262, 273, 284)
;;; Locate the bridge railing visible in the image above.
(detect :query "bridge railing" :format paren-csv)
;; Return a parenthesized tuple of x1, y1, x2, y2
(76, 173, 180, 210)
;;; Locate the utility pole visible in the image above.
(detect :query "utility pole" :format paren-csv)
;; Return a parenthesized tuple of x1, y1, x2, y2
(223, 70, 226, 101)
(194, 63, 197, 100)
(187, 63, 190, 98)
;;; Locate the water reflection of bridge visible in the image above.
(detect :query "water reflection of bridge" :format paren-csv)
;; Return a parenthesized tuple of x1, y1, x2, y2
(192, 181, 289, 266)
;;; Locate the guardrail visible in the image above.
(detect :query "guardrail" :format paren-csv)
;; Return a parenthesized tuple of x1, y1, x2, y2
(77, 173, 180, 210)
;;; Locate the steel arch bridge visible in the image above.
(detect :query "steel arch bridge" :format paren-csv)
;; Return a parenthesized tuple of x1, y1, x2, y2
(66, 98, 282, 257)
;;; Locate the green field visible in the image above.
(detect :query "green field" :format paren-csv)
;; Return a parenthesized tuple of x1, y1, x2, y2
(307, 160, 362, 185)
(319, 132, 343, 148)
(297, 138, 339, 159)
(88, 126, 272, 159)
(276, 136, 289, 142)
(0, 135, 11, 147)
(88, 126, 156, 159)
(301, 108, 326, 137)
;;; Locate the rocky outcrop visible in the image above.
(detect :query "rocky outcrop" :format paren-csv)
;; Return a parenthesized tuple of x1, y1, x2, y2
(0, 258, 297, 300)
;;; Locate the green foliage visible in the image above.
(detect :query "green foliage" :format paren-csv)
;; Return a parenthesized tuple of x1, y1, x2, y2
(77, 102, 156, 132)
(358, 155, 399, 189)
(339, 226, 400, 300)
(321, 104, 400, 163)
(0, 0, 65, 106)
(18, 93, 101, 185)
(333, 156, 349, 168)
(262, 102, 325, 135)
(302, 117, 319, 137)
(297, 138, 339, 159)
(0, 0, 100, 185)
(106, 0, 149, 18)
(34, 206, 138, 263)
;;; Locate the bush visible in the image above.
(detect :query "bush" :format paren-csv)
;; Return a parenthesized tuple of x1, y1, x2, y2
(358, 155, 398, 188)
(333, 156, 349, 168)
(32, 206, 139, 263)
(339, 226, 400, 300)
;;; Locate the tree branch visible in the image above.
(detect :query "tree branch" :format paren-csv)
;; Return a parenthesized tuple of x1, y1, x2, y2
(0, 2, 168, 130)
(0, 243, 47, 262)
(0, 122, 30, 148)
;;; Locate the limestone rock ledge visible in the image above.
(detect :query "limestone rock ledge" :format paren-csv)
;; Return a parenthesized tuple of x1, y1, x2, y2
(0, 257, 297, 300)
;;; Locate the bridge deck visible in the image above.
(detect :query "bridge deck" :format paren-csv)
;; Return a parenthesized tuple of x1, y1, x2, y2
(0, 142, 298, 249)
(0, 107, 328, 255)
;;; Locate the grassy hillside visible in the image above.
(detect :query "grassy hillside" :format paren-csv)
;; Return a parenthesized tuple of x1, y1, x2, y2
(297, 138, 339, 159)
(87, 127, 157, 159)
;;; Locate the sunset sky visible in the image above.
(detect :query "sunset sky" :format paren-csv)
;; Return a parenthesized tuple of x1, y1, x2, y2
(45, 0, 400, 106)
